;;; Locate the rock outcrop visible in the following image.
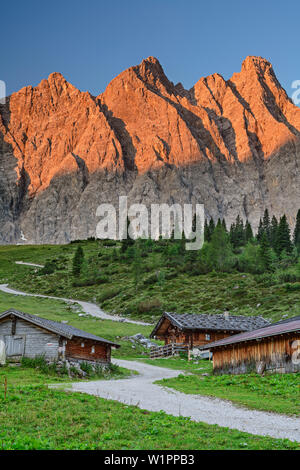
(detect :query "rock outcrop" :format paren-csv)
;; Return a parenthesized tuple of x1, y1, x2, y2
(0, 56, 300, 243)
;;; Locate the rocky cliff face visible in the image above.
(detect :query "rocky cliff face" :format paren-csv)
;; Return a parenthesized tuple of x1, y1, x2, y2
(0, 56, 300, 243)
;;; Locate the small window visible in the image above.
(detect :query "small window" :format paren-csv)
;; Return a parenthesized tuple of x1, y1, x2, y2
(81, 342, 85, 348)
(205, 334, 211, 341)
(91, 346, 95, 354)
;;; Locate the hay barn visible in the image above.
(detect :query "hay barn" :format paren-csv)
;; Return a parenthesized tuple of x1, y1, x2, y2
(0, 309, 120, 365)
(200, 317, 300, 374)
(150, 312, 270, 348)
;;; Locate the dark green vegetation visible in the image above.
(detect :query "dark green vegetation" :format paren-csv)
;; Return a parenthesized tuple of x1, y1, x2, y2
(156, 369, 300, 416)
(1, 208, 300, 325)
(0, 385, 298, 450)
(0, 359, 130, 386)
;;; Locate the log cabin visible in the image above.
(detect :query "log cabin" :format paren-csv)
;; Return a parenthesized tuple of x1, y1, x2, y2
(0, 309, 120, 365)
(150, 312, 270, 348)
(200, 317, 300, 374)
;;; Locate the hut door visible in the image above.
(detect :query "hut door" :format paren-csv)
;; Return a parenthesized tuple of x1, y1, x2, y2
(4, 336, 25, 357)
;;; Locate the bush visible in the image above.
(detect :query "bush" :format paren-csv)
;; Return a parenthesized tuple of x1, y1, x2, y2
(102, 240, 117, 247)
(143, 273, 158, 285)
(137, 298, 162, 314)
(254, 273, 278, 287)
(279, 272, 297, 283)
(284, 283, 300, 292)
(40, 261, 56, 275)
(72, 276, 109, 287)
(97, 287, 121, 303)
(80, 361, 93, 374)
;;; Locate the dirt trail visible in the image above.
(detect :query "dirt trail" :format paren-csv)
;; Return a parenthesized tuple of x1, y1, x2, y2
(63, 358, 300, 443)
(0, 283, 151, 326)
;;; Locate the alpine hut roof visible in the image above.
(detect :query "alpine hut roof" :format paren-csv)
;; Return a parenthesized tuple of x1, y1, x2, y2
(0, 309, 120, 347)
(150, 312, 270, 338)
(199, 317, 300, 350)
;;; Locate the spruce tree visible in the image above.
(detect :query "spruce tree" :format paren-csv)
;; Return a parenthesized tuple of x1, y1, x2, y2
(275, 215, 293, 255)
(72, 245, 84, 277)
(230, 215, 245, 248)
(259, 232, 273, 272)
(270, 215, 278, 249)
(222, 218, 227, 233)
(208, 218, 215, 241)
(207, 223, 234, 272)
(262, 209, 271, 242)
(245, 220, 254, 242)
(257, 218, 264, 242)
(121, 217, 135, 253)
(204, 219, 210, 242)
(293, 209, 300, 252)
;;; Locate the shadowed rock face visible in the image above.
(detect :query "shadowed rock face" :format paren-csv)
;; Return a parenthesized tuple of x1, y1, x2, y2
(0, 56, 300, 244)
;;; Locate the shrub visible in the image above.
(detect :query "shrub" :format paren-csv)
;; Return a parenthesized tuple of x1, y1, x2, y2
(72, 276, 109, 287)
(97, 287, 121, 303)
(279, 272, 297, 283)
(40, 261, 56, 275)
(143, 273, 158, 285)
(102, 240, 117, 247)
(137, 298, 162, 314)
(284, 283, 300, 292)
(80, 361, 93, 374)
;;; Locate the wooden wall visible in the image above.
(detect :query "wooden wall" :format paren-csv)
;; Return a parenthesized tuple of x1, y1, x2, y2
(0, 317, 60, 360)
(162, 330, 232, 347)
(66, 338, 110, 363)
(212, 333, 300, 374)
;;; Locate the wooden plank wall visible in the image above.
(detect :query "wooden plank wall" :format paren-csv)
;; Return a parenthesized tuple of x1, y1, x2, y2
(65, 338, 110, 363)
(163, 330, 232, 347)
(212, 333, 300, 373)
(0, 317, 60, 360)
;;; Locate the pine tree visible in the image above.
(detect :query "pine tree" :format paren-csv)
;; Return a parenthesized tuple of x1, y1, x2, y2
(208, 218, 215, 241)
(257, 218, 264, 242)
(259, 232, 273, 272)
(262, 209, 271, 242)
(293, 209, 300, 252)
(275, 215, 293, 255)
(207, 223, 234, 272)
(121, 217, 135, 253)
(204, 219, 210, 242)
(72, 245, 84, 277)
(270, 215, 278, 249)
(245, 220, 254, 242)
(222, 219, 227, 233)
(230, 215, 245, 247)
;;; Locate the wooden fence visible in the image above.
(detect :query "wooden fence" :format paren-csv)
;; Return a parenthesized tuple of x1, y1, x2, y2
(150, 342, 189, 359)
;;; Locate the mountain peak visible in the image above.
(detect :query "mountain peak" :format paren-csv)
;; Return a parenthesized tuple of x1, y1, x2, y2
(241, 56, 273, 74)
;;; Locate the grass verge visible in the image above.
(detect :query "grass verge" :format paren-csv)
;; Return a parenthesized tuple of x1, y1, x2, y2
(156, 372, 300, 416)
(0, 385, 298, 450)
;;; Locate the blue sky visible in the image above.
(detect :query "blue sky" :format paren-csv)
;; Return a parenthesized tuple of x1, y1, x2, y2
(2, 0, 299, 98)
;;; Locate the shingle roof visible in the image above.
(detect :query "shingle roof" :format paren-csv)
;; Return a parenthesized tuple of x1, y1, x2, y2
(200, 319, 300, 350)
(270, 315, 300, 326)
(150, 312, 270, 338)
(0, 309, 120, 347)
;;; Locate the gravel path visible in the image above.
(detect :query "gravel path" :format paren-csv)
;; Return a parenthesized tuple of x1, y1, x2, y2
(15, 261, 45, 268)
(63, 359, 300, 443)
(0, 284, 151, 326)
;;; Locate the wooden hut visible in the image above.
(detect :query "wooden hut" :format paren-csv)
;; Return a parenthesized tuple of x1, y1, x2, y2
(150, 312, 270, 349)
(200, 317, 300, 374)
(0, 309, 120, 365)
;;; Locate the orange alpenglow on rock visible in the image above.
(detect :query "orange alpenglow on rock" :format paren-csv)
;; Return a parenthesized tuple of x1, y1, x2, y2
(0, 56, 300, 244)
